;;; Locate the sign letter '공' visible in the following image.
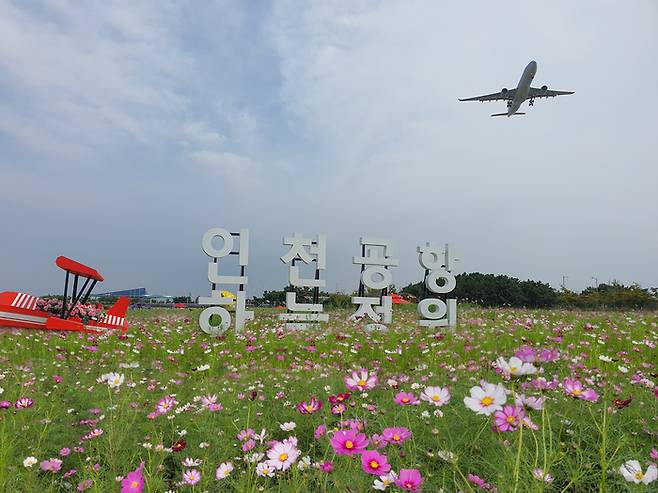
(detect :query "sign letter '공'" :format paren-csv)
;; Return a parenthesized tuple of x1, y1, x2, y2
(198, 228, 254, 335)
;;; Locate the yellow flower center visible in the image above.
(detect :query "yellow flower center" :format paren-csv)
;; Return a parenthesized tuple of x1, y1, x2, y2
(506, 415, 517, 424)
(635, 471, 644, 480)
(571, 389, 582, 396)
(510, 366, 518, 373)
(357, 379, 367, 387)
(131, 481, 138, 488)
(279, 453, 288, 462)
(393, 434, 400, 441)
(345, 441, 354, 449)
(402, 397, 410, 403)
(480, 396, 494, 406)
(431, 395, 440, 402)
(305, 405, 313, 412)
(369, 460, 379, 469)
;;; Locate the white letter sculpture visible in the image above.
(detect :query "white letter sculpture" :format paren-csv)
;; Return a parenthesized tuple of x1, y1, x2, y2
(417, 242, 457, 328)
(198, 228, 254, 335)
(279, 233, 329, 329)
(350, 237, 398, 331)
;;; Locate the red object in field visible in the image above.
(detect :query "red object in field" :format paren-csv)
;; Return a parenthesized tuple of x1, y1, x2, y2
(0, 256, 129, 334)
(174, 303, 187, 309)
(56, 256, 104, 282)
(390, 293, 411, 304)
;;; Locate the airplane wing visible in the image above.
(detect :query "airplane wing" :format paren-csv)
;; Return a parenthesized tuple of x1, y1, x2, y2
(458, 89, 516, 102)
(528, 87, 574, 99)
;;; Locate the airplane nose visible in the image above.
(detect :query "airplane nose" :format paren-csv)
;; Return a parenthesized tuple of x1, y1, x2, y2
(529, 60, 537, 70)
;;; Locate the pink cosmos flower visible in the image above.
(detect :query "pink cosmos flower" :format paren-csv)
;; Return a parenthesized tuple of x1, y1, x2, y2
(319, 461, 334, 473)
(468, 473, 495, 490)
(40, 458, 63, 472)
(361, 450, 391, 475)
(237, 428, 255, 441)
(370, 434, 388, 449)
(0, 401, 11, 409)
(382, 427, 412, 445)
(156, 396, 177, 414)
(651, 448, 658, 461)
(538, 348, 559, 362)
(330, 429, 369, 455)
(331, 403, 347, 414)
(394, 392, 420, 406)
(515, 345, 537, 363)
(15, 397, 33, 409)
(120, 463, 145, 493)
(314, 424, 326, 439)
(493, 405, 524, 432)
(563, 378, 599, 402)
(344, 369, 378, 391)
(328, 393, 350, 404)
(296, 396, 323, 414)
(183, 469, 201, 485)
(395, 469, 423, 492)
(60, 448, 71, 456)
(77, 479, 93, 491)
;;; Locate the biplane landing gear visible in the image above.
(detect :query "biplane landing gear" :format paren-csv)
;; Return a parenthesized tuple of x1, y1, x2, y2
(529, 98, 535, 106)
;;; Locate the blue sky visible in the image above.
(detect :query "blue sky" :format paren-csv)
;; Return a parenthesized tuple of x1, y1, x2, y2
(1, 0, 657, 297)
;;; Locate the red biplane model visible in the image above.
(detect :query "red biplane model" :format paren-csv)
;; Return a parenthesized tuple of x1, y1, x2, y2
(0, 256, 129, 333)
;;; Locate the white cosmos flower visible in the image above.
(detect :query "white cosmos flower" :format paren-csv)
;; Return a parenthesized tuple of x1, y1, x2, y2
(256, 461, 276, 477)
(420, 386, 451, 407)
(598, 355, 612, 362)
(215, 462, 233, 480)
(373, 471, 398, 490)
(619, 460, 657, 484)
(495, 356, 537, 377)
(23, 456, 38, 467)
(280, 422, 296, 431)
(266, 441, 300, 471)
(104, 372, 124, 388)
(463, 382, 507, 415)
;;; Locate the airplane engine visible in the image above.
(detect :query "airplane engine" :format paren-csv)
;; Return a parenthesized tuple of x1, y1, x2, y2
(501, 87, 508, 94)
(541, 85, 548, 91)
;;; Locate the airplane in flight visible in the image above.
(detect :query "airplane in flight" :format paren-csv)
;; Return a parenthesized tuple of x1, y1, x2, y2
(459, 61, 574, 117)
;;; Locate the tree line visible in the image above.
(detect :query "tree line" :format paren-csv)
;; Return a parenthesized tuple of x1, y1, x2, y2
(252, 274, 658, 310)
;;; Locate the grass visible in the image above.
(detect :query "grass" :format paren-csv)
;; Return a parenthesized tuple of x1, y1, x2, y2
(0, 305, 656, 492)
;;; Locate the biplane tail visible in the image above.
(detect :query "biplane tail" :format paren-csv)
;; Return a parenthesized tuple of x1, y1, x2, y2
(102, 296, 130, 332)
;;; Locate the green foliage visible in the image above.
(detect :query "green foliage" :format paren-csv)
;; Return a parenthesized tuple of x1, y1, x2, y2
(402, 273, 656, 310)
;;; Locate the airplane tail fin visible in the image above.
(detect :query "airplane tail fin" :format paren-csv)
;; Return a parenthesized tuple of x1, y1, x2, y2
(491, 112, 526, 117)
(107, 297, 130, 318)
(103, 296, 130, 331)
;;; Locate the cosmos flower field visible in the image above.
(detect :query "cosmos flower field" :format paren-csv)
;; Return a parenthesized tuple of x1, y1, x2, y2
(0, 306, 656, 492)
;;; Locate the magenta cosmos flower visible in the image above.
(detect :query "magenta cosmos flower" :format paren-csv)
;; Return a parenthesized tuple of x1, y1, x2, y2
(493, 405, 524, 432)
(121, 462, 145, 493)
(382, 427, 412, 445)
(395, 392, 420, 406)
(296, 396, 323, 414)
(15, 397, 33, 409)
(361, 450, 391, 475)
(344, 369, 378, 391)
(563, 378, 599, 402)
(330, 429, 369, 455)
(395, 469, 423, 491)
(156, 396, 177, 414)
(40, 458, 62, 472)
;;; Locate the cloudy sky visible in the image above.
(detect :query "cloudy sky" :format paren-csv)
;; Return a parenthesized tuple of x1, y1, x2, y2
(1, 0, 657, 298)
